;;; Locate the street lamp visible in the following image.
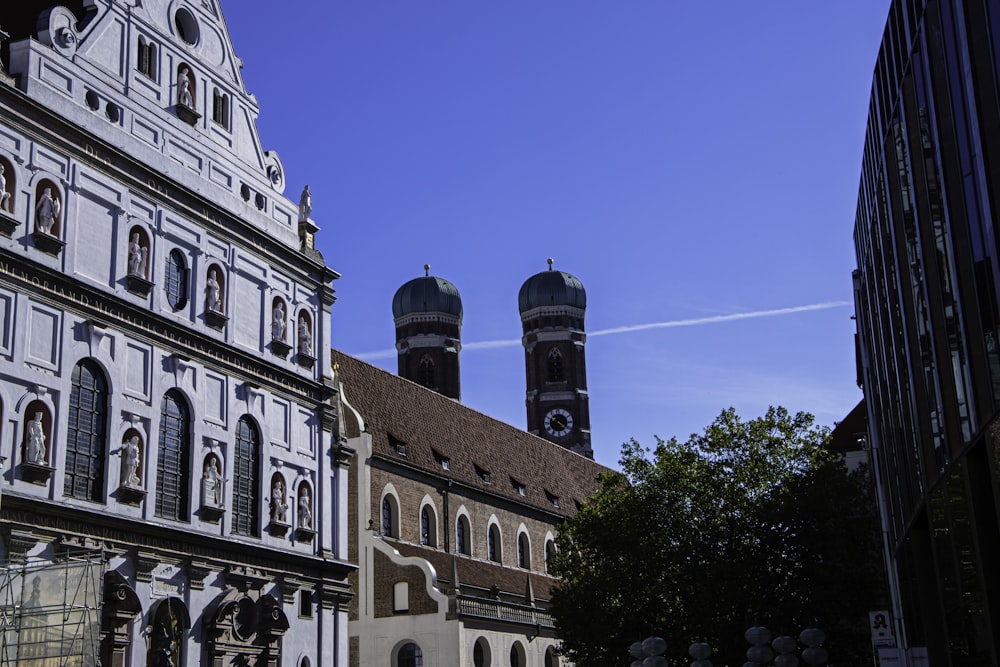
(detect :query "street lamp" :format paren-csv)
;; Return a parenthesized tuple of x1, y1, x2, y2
(629, 636, 667, 667)
(744, 626, 827, 667)
(628, 636, 715, 667)
(688, 641, 714, 667)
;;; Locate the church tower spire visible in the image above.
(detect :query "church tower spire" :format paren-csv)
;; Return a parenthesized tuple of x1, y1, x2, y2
(519, 260, 592, 458)
(392, 266, 463, 400)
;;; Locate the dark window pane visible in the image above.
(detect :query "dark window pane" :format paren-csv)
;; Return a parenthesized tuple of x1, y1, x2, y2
(64, 360, 107, 502)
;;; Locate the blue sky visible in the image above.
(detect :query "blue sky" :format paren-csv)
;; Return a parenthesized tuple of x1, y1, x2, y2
(225, 2, 890, 468)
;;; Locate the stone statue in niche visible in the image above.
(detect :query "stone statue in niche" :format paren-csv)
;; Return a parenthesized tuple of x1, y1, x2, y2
(0, 164, 11, 212)
(271, 301, 285, 341)
(299, 487, 312, 529)
(298, 185, 311, 222)
(202, 456, 222, 506)
(298, 316, 312, 356)
(127, 233, 148, 278)
(26, 412, 46, 464)
(122, 435, 141, 487)
(177, 67, 193, 108)
(206, 270, 221, 312)
(270, 478, 288, 523)
(35, 187, 60, 235)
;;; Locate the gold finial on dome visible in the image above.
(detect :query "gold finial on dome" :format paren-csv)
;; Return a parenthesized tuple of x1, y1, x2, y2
(424, 264, 431, 276)
(547, 258, 554, 270)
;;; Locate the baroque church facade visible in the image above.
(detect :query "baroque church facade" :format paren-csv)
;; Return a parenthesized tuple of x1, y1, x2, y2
(0, 1, 352, 665)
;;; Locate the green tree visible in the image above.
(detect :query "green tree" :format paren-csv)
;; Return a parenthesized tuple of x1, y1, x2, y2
(549, 407, 885, 666)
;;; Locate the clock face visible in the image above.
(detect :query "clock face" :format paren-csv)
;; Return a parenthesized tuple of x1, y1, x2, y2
(544, 408, 573, 438)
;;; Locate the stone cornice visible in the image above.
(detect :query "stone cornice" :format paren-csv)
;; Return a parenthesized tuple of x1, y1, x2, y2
(1, 490, 356, 582)
(0, 249, 326, 404)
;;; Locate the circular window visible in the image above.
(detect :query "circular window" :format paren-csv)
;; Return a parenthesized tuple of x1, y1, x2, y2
(174, 7, 200, 46)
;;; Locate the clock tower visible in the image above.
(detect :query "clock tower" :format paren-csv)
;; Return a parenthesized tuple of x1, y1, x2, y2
(519, 260, 593, 458)
(393, 266, 463, 400)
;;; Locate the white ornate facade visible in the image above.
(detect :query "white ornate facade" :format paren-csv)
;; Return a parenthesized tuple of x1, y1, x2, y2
(0, 1, 352, 665)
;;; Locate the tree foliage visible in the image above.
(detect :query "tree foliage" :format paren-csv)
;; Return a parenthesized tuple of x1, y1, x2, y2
(549, 407, 886, 666)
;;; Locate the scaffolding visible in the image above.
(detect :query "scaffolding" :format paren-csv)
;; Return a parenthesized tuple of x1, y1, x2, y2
(0, 554, 102, 666)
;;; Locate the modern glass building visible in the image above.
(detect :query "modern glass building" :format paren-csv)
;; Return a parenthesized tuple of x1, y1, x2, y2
(853, 0, 1000, 662)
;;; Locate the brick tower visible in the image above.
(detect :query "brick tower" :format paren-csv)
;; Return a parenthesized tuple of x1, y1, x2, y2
(393, 266, 463, 400)
(519, 259, 592, 458)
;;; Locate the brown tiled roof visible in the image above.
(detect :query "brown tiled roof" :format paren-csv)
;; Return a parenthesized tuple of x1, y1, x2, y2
(392, 541, 556, 600)
(332, 350, 610, 516)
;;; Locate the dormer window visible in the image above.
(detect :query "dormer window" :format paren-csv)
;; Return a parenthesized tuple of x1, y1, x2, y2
(545, 490, 560, 508)
(432, 449, 450, 470)
(389, 434, 407, 457)
(474, 465, 491, 485)
(511, 477, 526, 496)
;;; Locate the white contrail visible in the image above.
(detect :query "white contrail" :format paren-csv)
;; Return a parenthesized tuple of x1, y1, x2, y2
(351, 301, 851, 361)
(588, 301, 851, 337)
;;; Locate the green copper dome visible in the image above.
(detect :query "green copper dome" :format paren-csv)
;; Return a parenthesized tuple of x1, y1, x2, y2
(518, 263, 586, 313)
(392, 273, 463, 320)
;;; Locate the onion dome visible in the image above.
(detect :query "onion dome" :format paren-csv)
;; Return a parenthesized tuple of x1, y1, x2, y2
(518, 259, 586, 313)
(392, 265, 463, 319)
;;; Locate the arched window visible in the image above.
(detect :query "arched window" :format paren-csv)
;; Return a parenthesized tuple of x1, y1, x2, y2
(64, 359, 108, 502)
(232, 417, 260, 536)
(212, 88, 230, 129)
(381, 494, 399, 538)
(164, 249, 188, 311)
(420, 506, 432, 546)
(545, 540, 557, 574)
(417, 355, 435, 389)
(546, 348, 564, 382)
(474, 638, 491, 667)
(398, 642, 423, 667)
(488, 524, 501, 563)
(456, 515, 471, 555)
(517, 533, 530, 569)
(510, 642, 526, 667)
(156, 391, 190, 521)
(137, 36, 157, 80)
(544, 646, 558, 667)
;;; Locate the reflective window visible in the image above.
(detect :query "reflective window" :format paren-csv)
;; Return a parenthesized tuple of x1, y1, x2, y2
(232, 417, 260, 536)
(398, 642, 423, 667)
(164, 250, 188, 311)
(156, 391, 190, 521)
(65, 360, 108, 502)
